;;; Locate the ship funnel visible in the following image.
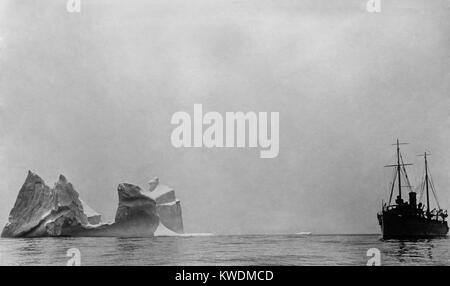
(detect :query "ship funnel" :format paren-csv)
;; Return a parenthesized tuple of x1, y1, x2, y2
(409, 191, 417, 209)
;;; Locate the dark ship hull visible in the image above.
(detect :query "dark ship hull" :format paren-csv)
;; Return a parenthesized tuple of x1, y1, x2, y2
(378, 211, 449, 239)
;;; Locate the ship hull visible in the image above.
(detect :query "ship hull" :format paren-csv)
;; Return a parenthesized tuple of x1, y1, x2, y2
(379, 212, 449, 239)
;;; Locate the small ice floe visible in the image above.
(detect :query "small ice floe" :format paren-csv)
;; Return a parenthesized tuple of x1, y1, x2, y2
(295, 232, 312, 235)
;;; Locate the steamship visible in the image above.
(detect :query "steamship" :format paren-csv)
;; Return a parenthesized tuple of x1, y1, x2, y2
(377, 140, 449, 239)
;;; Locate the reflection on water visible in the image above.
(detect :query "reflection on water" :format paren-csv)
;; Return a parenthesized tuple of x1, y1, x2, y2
(381, 238, 444, 265)
(0, 235, 449, 266)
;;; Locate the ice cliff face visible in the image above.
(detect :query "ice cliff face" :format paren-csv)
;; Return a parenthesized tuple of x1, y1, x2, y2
(75, 183, 160, 237)
(146, 177, 184, 234)
(1, 171, 183, 237)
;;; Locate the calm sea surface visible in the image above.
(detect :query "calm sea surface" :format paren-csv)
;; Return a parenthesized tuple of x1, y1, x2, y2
(1, 234, 449, 266)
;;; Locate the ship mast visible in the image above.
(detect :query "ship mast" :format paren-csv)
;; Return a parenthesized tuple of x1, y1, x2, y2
(396, 139, 402, 199)
(385, 139, 411, 204)
(424, 152, 430, 215)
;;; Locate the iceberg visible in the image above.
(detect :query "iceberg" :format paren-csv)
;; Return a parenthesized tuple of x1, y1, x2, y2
(1, 171, 184, 238)
(1, 172, 89, 237)
(145, 177, 184, 234)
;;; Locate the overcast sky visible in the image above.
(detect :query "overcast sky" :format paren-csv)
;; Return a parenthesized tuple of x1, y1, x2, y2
(1, 0, 449, 234)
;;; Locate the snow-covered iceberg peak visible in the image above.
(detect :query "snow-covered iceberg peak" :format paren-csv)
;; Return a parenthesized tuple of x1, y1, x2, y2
(148, 177, 159, 192)
(1, 171, 89, 237)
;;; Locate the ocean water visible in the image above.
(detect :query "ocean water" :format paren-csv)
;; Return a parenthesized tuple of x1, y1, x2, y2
(0, 234, 449, 266)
